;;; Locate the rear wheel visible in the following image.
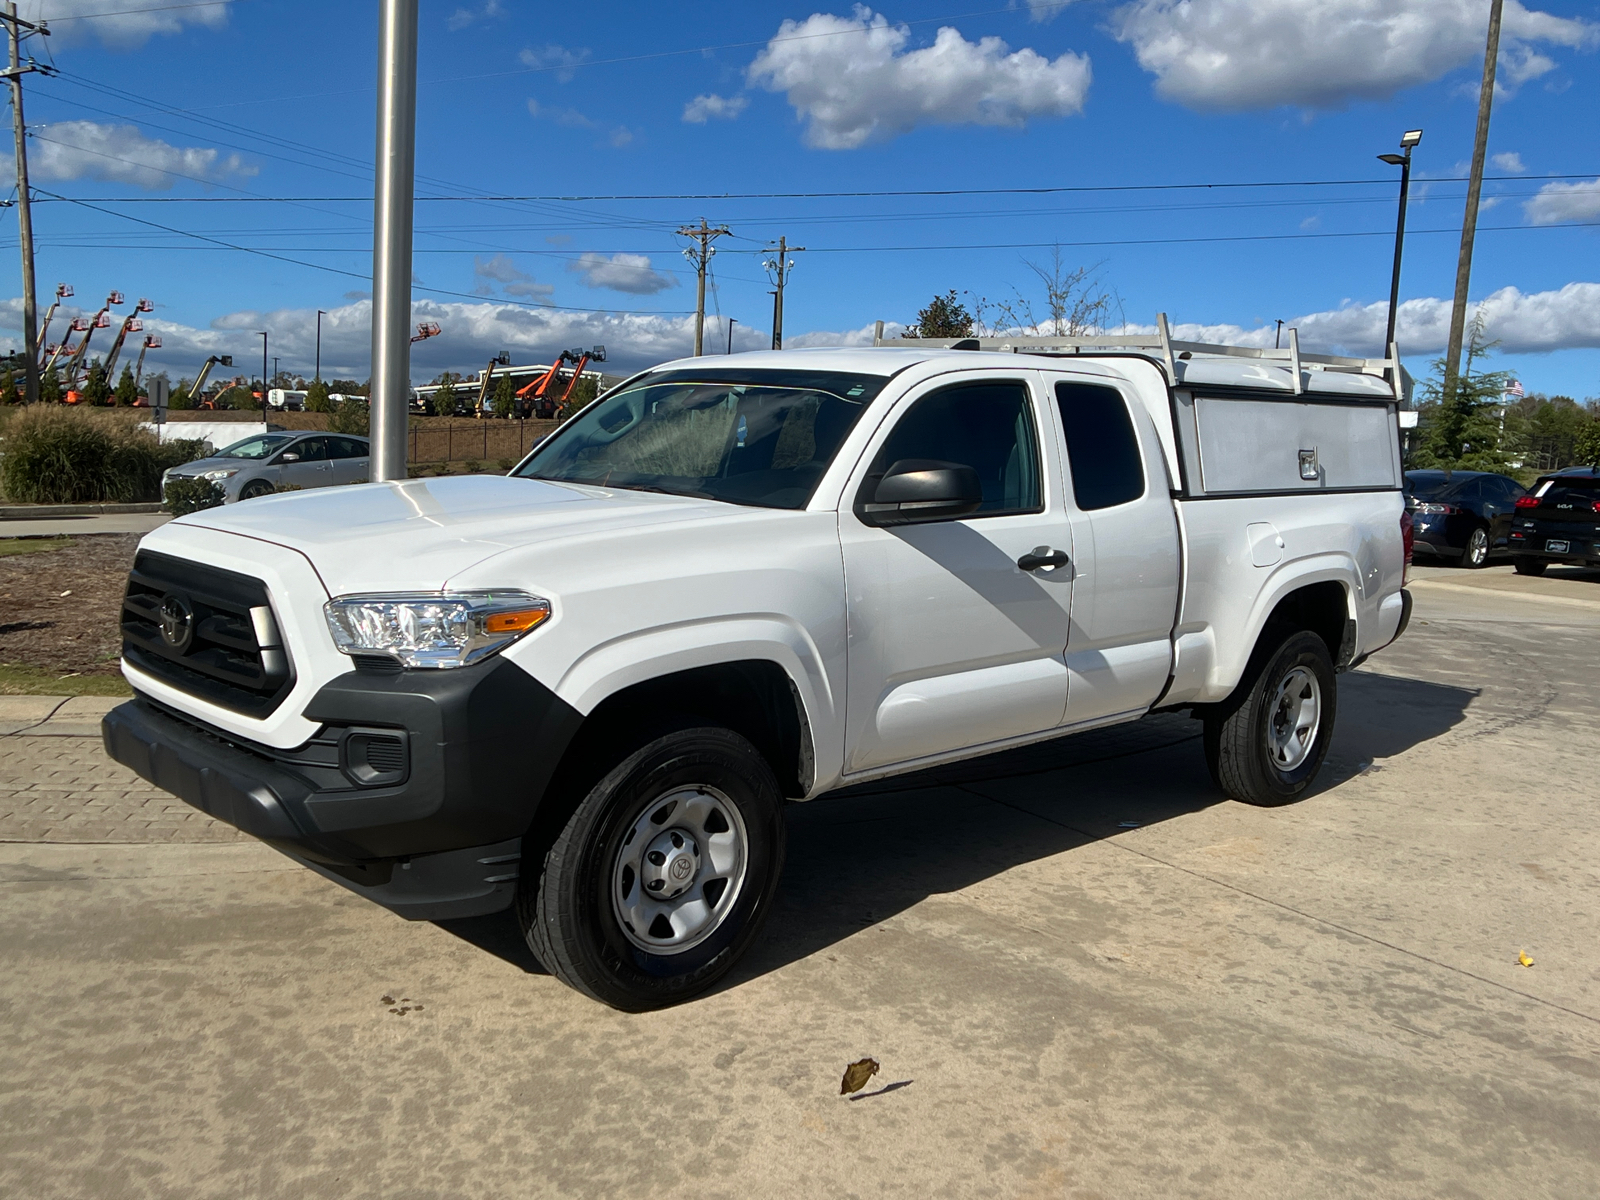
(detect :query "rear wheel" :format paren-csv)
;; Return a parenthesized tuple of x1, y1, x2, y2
(1513, 557, 1547, 576)
(518, 726, 786, 1011)
(1204, 629, 1337, 807)
(1462, 526, 1490, 569)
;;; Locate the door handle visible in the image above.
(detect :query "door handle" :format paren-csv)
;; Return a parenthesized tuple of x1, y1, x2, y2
(1017, 547, 1070, 572)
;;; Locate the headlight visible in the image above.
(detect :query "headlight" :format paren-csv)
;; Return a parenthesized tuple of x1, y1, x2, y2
(201, 468, 240, 480)
(323, 590, 551, 669)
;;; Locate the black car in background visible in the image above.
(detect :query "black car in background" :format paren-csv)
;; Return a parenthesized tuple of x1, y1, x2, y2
(1508, 466, 1600, 576)
(1404, 470, 1527, 568)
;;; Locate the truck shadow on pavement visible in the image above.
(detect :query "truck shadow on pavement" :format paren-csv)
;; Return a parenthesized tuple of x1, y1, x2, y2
(435, 668, 1476, 983)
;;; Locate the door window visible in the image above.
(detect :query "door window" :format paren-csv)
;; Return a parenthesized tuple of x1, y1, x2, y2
(1055, 383, 1144, 510)
(867, 380, 1041, 517)
(287, 437, 328, 462)
(327, 437, 366, 459)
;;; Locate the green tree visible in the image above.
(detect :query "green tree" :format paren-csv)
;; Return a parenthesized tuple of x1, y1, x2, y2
(329, 378, 365, 396)
(216, 385, 256, 410)
(81, 360, 112, 406)
(1576, 417, 1600, 468)
(491, 372, 516, 418)
(558, 373, 597, 420)
(903, 290, 974, 339)
(0, 369, 19, 405)
(39, 366, 62, 403)
(304, 378, 332, 413)
(1408, 315, 1510, 472)
(114, 364, 139, 407)
(432, 371, 461, 418)
(329, 394, 370, 436)
(169, 377, 193, 410)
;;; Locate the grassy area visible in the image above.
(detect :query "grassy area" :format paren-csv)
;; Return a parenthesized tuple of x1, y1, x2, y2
(0, 536, 73, 558)
(0, 662, 132, 697)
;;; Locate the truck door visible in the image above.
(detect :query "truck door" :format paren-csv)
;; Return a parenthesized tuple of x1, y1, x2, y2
(1043, 375, 1181, 727)
(839, 373, 1075, 775)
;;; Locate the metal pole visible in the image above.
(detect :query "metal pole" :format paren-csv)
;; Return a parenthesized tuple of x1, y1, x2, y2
(369, 0, 418, 481)
(6, 3, 38, 405)
(315, 309, 325, 381)
(726, 317, 736, 355)
(1442, 0, 1502, 400)
(1384, 149, 1412, 358)
(258, 331, 267, 420)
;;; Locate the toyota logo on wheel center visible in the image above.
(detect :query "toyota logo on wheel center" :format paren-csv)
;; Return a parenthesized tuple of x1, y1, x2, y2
(158, 593, 194, 652)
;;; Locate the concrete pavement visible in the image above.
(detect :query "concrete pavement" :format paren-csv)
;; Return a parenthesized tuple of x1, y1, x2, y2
(0, 513, 171, 538)
(2, 572, 1598, 1198)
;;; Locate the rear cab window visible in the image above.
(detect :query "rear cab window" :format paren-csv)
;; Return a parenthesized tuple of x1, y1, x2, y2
(1055, 382, 1145, 510)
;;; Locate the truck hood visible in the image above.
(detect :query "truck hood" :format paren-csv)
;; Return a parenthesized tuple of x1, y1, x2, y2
(168, 475, 733, 594)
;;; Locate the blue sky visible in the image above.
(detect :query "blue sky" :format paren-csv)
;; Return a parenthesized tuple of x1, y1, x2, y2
(3, 0, 1598, 397)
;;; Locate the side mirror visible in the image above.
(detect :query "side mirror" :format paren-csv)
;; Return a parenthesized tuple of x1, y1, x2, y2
(858, 458, 983, 526)
(279, 452, 300, 463)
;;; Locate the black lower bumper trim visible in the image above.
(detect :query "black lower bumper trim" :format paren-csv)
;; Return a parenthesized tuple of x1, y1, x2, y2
(282, 838, 521, 921)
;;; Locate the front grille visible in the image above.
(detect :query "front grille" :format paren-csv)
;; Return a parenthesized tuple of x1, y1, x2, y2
(122, 551, 295, 716)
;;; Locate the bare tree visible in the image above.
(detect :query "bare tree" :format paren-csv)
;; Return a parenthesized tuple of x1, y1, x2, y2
(971, 248, 1124, 337)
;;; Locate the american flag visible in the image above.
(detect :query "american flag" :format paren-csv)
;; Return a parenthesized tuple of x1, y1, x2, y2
(1504, 380, 1524, 399)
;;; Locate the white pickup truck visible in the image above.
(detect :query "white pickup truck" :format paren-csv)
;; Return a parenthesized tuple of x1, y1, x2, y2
(104, 332, 1413, 1009)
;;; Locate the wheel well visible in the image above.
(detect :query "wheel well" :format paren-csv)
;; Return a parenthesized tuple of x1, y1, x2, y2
(543, 658, 811, 813)
(1264, 581, 1350, 666)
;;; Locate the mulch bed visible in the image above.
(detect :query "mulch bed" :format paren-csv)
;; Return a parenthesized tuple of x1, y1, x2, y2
(0, 535, 138, 676)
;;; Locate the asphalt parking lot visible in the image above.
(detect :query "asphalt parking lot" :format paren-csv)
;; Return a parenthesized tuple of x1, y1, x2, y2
(3, 564, 1598, 1199)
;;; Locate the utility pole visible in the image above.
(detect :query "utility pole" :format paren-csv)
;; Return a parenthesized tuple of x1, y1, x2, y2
(2, 3, 52, 405)
(763, 236, 805, 350)
(369, 0, 418, 481)
(1443, 0, 1503, 401)
(677, 219, 729, 356)
(726, 317, 736, 355)
(315, 309, 325, 381)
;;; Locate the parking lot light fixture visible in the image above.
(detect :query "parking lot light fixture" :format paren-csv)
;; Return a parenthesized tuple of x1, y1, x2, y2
(1379, 129, 1421, 366)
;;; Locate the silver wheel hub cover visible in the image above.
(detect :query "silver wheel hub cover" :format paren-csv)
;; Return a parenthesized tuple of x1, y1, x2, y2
(1267, 665, 1321, 772)
(611, 786, 748, 955)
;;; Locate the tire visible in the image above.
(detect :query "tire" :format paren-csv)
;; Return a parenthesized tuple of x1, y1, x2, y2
(518, 726, 787, 1011)
(1513, 557, 1547, 577)
(1204, 629, 1337, 807)
(238, 479, 274, 501)
(1461, 525, 1490, 569)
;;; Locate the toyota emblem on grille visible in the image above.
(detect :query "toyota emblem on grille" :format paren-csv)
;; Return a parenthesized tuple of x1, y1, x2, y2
(158, 593, 195, 652)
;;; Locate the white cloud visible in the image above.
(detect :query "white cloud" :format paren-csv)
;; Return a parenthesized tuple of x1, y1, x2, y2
(682, 93, 749, 124)
(747, 6, 1091, 149)
(18, 120, 255, 190)
(567, 253, 676, 296)
(1491, 151, 1526, 173)
(1125, 283, 1600, 357)
(527, 99, 594, 128)
(787, 320, 909, 348)
(519, 43, 593, 83)
(1022, 1, 1073, 22)
(473, 255, 555, 302)
(608, 127, 635, 148)
(447, 0, 503, 32)
(1524, 178, 1600, 225)
(1110, 0, 1598, 111)
(20, 0, 227, 48)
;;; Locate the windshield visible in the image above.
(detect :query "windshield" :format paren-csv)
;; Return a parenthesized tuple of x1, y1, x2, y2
(217, 433, 298, 460)
(515, 368, 887, 509)
(1403, 473, 1465, 503)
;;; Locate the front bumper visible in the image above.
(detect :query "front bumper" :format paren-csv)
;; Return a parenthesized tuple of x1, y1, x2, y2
(102, 656, 582, 919)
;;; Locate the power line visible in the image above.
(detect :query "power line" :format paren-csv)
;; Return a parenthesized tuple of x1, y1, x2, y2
(35, 1, 243, 20)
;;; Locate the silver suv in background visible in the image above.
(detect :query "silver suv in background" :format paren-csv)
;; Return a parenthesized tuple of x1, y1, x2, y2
(162, 432, 370, 502)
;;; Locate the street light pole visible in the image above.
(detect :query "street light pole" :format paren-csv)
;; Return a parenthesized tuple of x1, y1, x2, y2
(315, 309, 326, 382)
(257, 331, 267, 421)
(369, 0, 419, 481)
(1378, 129, 1423, 365)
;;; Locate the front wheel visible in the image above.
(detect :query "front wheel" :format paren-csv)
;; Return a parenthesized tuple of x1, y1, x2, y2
(518, 726, 786, 1011)
(238, 479, 274, 501)
(1461, 526, 1490, 568)
(1513, 557, 1547, 577)
(1204, 629, 1337, 807)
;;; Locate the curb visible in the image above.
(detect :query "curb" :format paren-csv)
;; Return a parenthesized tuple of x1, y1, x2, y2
(0, 502, 165, 520)
(1408, 578, 1600, 611)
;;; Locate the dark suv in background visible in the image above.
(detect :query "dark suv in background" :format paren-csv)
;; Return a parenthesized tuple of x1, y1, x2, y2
(1508, 466, 1600, 576)
(1404, 469, 1527, 568)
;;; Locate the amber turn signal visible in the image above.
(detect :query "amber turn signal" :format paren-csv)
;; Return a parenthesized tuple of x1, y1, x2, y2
(485, 608, 550, 635)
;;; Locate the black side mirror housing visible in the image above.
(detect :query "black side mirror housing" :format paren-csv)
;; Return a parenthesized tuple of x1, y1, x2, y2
(858, 458, 983, 526)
